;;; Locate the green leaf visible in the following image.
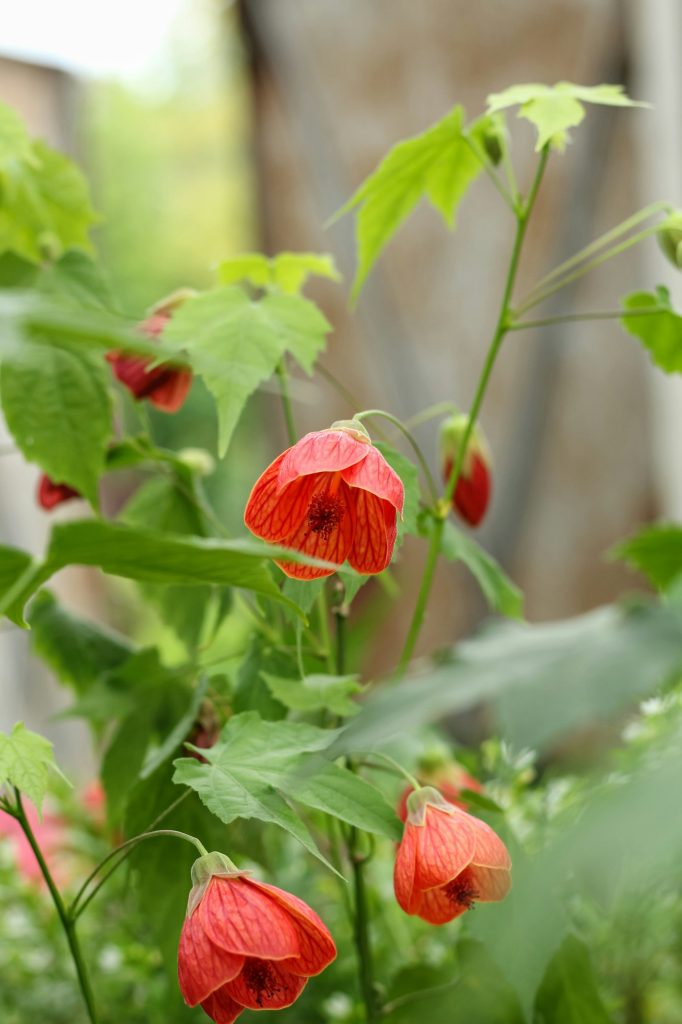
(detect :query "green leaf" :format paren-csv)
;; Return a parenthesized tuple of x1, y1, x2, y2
(261, 672, 362, 716)
(101, 712, 153, 822)
(162, 286, 331, 455)
(374, 442, 420, 543)
(1, 339, 112, 505)
(440, 521, 524, 619)
(336, 106, 490, 301)
(217, 251, 341, 295)
(38, 249, 116, 312)
(534, 935, 611, 1024)
(487, 82, 648, 151)
(0, 545, 33, 626)
(0, 722, 65, 812)
(0, 103, 32, 165)
(173, 712, 399, 868)
(28, 590, 133, 694)
(620, 287, 682, 374)
(0, 139, 98, 263)
(611, 522, 682, 591)
(329, 601, 682, 757)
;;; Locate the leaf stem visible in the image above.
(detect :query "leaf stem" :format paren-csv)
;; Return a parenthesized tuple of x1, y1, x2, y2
(509, 306, 665, 331)
(462, 134, 517, 214)
(276, 359, 298, 445)
(69, 828, 208, 920)
(396, 146, 550, 675)
(13, 790, 100, 1023)
(354, 408, 439, 505)
(318, 584, 334, 674)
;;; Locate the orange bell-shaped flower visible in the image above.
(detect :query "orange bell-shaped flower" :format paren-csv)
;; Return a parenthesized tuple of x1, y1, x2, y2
(394, 787, 511, 925)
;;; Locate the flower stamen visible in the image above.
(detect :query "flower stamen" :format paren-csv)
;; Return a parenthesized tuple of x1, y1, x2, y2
(443, 877, 479, 909)
(243, 959, 282, 1007)
(307, 491, 346, 539)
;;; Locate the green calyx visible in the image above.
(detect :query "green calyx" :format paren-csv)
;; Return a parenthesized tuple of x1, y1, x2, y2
(405, 785, 453, 825)
(439, 413, 490, 473)
(658, 212, 682, 270)
(187, 851, 242, 917)
(330, 418, 372, 444)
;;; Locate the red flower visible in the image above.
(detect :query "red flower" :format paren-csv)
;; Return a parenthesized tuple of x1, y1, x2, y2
(440, 414, 492, 527)
(178, 853, 336, 1024)
(397, 761, 483, 821)
(37, 474, 81, 510)
(244, 421, 404, 580)
(394, 787, 511, 925)
(107, 290, 193, 413)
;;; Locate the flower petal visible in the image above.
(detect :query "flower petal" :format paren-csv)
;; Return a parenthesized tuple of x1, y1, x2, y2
(178, 911, 244, 1006)
(226, 958, 308, 1011)
(413, 806, 477, 891)
(147, 367, 192, 412)
(275, 480, 355, 580)
(244, 453, 319, 543)
(411, 883, 470, 925)
(278, 430, 369, 489)
(346, 490, 396, 575)
(393, 818, 420, 914)
(470, 816, 512, 871)
(197, 877, 301, 960)
(248, 880, 337, 975)
(201, 986, 244, 1024)
(468, 864, 512, 902)
(341, 445, 404, 512)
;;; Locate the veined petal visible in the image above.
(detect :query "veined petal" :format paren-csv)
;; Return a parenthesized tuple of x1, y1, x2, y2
(411, 884, 470, 925)
(201, 986, 244, 1024)
(244, 453, 317, 543)
(413, 806, 477, 891)
(347, 490, 396, 575)
(341, 445, 404, 512)
(178, 912, 244, 1006)
(393, 820, 420, 914)
(468, 864, 512, 902)
(278, 430, 369, 489)
(470, 816, 512, 871)
(275, 480, 355, 580)
(197, 877, 301, 960)
(226, 959, 308, 1010)
(251, 880, 337, 975)
(147, 367, 192, 412)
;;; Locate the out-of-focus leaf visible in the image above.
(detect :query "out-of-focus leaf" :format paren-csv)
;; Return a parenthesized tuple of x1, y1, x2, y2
(0, 545, 33, 626)
(534, 934, 611, 1024)
(217, 251, 340, 295)
(374, 442, 420, 543)
(0, 723, 66, 813)
(487, 82, 647, 151)
(440, 521, 524, 620)
(611, 522, 682, 591)
(620, 287, 682, 374)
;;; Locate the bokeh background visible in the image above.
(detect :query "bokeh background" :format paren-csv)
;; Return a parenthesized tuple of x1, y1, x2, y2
(0, 0, 681, 767)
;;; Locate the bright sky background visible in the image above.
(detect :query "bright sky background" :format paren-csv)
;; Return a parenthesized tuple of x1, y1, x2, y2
(1, 0, 189, 78)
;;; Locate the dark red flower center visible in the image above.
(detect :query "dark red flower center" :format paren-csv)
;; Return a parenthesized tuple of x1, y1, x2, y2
(443, 876, 479, 909)
(307, 491, 346, 539)
(243, 959, 282, 1007)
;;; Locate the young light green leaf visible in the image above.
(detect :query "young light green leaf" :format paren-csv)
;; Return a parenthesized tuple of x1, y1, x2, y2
(162, 286, 331, 454)
(217, 251, 340, 295)
(1, 339, 112, 506)
(0, 103, 32, 165)
(38, 250, 117, 312)
(440, 521, 523, 620)
(620, 287, 682, 374)
(534, 935, 611, 1024)
(0, 722, 66, 813)
(336, 106, 491, 301)
(261, 672, 362, 716)
(611, 523, 682, 591)
(487, 82, 648, 152)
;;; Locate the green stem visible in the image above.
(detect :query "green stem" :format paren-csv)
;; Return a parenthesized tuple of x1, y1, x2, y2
(354, 408, 439, 505)
(276, 359, 297, 445)
(365, 753, 421, 791)
(318, 585, 334, 674)
(509, 306, 665, 331)
(404, 400, 458, 431)
(13, 790, 99, 1023)
(350, 828, 380, 1023)
(70, 829, 208, 920)
(521, 199, 670, 299)
(396, 146, 550, 676)
(515, 224, 662, 315)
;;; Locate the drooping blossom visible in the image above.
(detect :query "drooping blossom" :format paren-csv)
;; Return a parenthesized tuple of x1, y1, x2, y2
(107, 289, 194, 413)
(37, 474, 81, 511)
(440, 413, 492, 528)
(397, 760, 483, 821)
(178, 852, 336, 1024)
(244, 421, 404, 580)
(394, 786, 511, 925)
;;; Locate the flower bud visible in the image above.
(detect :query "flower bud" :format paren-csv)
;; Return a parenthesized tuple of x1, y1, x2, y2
(439, 414, 492, 527)
(37, 474, 81, 511)
(658, 212, 682, 269)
